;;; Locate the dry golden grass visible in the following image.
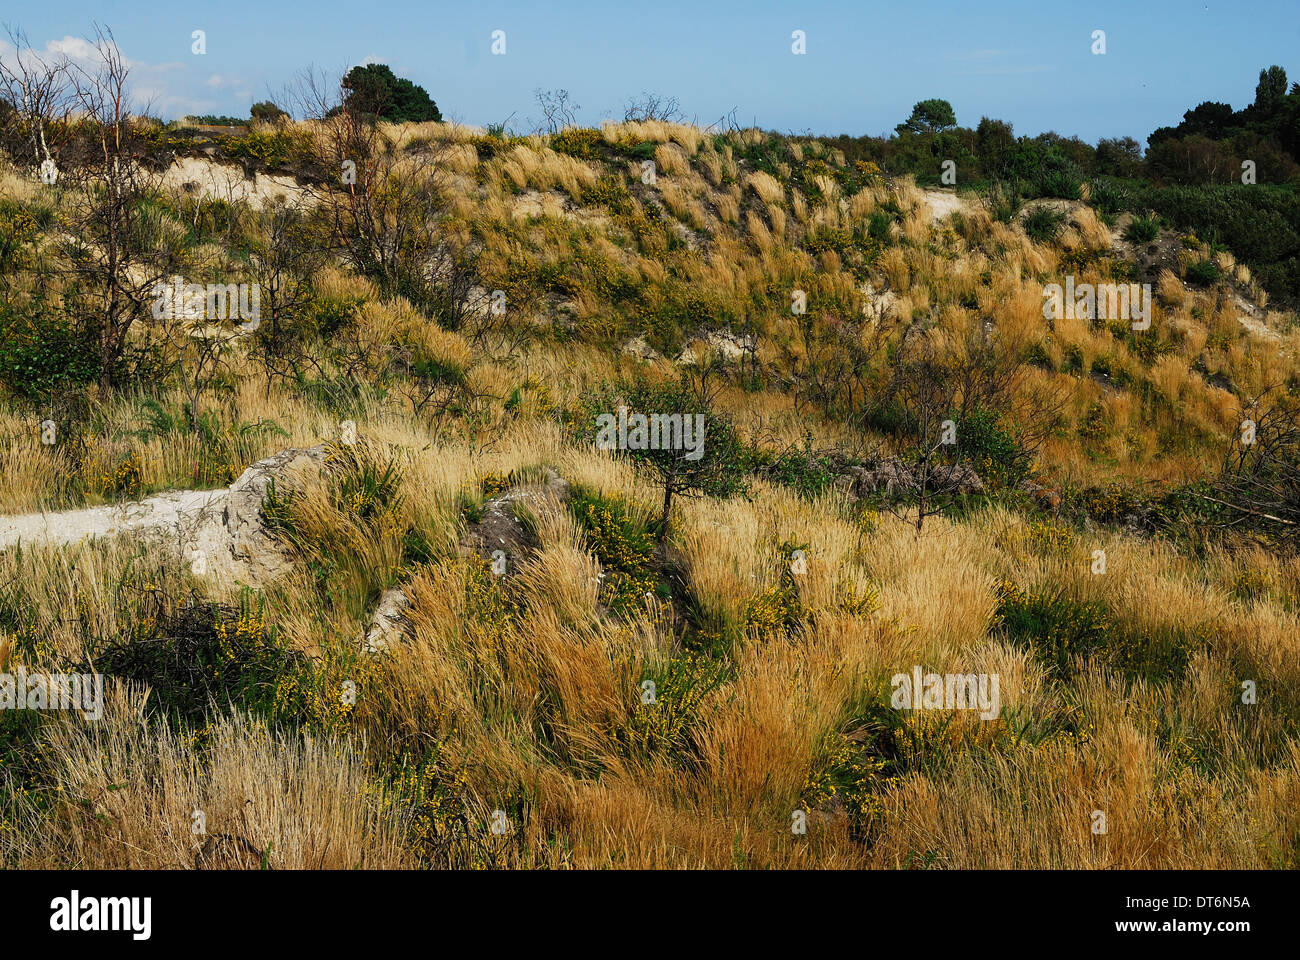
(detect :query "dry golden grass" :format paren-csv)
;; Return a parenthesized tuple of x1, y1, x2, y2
(2, 124, 1299, 871)
(3, 408, 1299, 869)
(5, 688, 414, 869)
(745, 170, 784, 205)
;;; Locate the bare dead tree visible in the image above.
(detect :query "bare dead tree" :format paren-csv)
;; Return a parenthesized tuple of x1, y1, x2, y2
(57, 25, 183, 389)
(856, 313, 1063, 534)
(947, 310, 1063, 462)
(247, 197, 323, 361)
(786, 291, 896, 423)
(156, 297, 233, 437)
(0, 25, 71, 168)
(704, 107, 742, 134)
(883, 333, 974, 533)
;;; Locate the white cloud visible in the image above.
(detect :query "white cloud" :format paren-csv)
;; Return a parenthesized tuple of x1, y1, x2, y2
(6, 32, 269, 120)
(4, 33, 207, 118)
(45, 36, 99, 62)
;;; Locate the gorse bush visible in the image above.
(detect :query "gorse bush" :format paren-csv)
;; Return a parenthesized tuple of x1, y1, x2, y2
(552, 127, 603, 159)
(89, 592, 305, 727)
(568, 486, 665, 614)
(996, 581, 1113, 678)
(624, 652, 732, 763)
(959, 407, 1032, 487)
(329, 441, 404, 520)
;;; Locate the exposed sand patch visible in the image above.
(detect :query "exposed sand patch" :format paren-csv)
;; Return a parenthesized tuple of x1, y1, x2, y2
(0, 488, 225, 549)
(512, 189, 609, 227)
(0, 446, 326, 584)
(676, 330, 753, 365)
(920, 188, 970, 223)
(161, 156, 313, 209)
(621, 335, 663, 361)
(1233, 292, 1285, 346)
(861, 282, 899, 322)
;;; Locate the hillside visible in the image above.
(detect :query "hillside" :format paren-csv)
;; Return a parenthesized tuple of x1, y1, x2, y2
(1, 108, 1299, 870)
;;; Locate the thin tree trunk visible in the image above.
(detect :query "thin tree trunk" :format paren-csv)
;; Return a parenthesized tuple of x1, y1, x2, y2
(658, 481, 674, 546)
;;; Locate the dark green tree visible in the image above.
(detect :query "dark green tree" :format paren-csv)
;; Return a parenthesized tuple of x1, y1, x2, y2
(1093, 136, 1143, 178)
(341, 63, 441, 123)
(250, 100, 289, 123)
(1255, 66, 1289, 114)
(1148, 101, 1236, 148)
(975, 117, 1014, 176)
(896, 98, 957, 136)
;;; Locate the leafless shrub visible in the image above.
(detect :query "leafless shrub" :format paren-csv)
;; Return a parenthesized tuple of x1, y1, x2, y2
(1212, 389, 1300, 551)
(623, 92, 685, 124)
(531, 87, 579, 134)
(55, 25, 183, 388)
(0, 25, 71, 167)
(290, 68, 482, 330)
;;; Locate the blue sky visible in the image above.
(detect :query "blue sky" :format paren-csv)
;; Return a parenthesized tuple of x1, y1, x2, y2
(7, 0, 1298, 145)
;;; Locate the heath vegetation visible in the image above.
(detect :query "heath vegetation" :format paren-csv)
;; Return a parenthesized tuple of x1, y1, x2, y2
(0, 31, 1298, 869)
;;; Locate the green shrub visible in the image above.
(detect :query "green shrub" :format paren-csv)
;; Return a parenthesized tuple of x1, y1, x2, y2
(1024, 341, 1053, 369)
(742, 581, 802, 636)
(623, 652, 731, 761)
(222, 130, 310, 170)
(624, 141, 658, 161)
(1037, 168, 1083, 200)
(1087, 177, 1133, 219)
(88, 592, 304, 727)
(997, 581, 1112, 678)
(582, 176, 635, 215)
(311, 294, 364, 338)
(1124, 215, 1161, 244)
(867, 210, 893, 242)
(184, 114, 244, 126)
(1185, 258, 1221, 286)
(341, 63, 441, 123)
(1062, 344, 1085, 374)
(1133, 183, 1300, 303)
(568, 486, 665, 614)
(983, 181, 1022, 223)
(250, 101, 289, 124)
(764, 447, 838, 499)
(330, 441, 403, 520)
(1023, 206, 1066, 243)
(0, 301, 99, 400)
(959, 407, 1032, 487)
